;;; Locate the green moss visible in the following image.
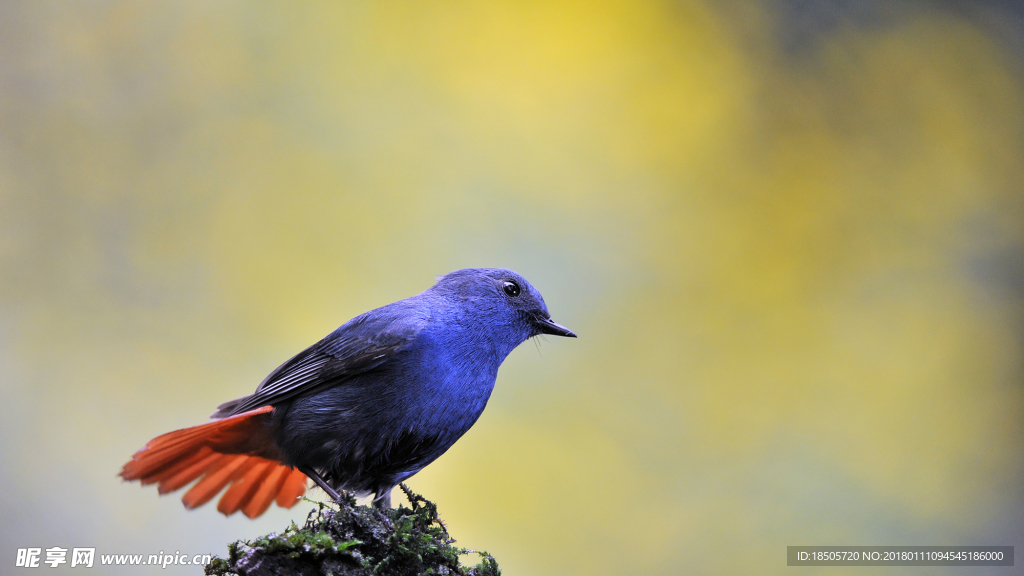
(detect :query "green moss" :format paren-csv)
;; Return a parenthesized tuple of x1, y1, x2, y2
(205, 485, 499, 576)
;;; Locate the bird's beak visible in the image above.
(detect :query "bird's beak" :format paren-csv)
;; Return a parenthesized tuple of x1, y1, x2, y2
(535, 317, 577, 338)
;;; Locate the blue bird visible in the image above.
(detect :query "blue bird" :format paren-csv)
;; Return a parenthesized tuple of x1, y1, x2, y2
(120, 268, 575, 517)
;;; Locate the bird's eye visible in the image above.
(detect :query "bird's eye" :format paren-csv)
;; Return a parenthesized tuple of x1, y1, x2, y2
(502, 280, 521, 297)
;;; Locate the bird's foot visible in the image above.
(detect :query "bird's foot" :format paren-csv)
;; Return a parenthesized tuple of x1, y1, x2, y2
(372, 489, 392, 509)
(298, 465, 346, 504)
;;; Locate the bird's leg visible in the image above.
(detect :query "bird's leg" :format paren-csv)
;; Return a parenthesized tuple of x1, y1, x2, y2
(298, 466, 343, 503)
(372, 488, 392, 509)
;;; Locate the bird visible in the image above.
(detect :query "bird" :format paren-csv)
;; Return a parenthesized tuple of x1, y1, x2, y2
(119, 268, 576, 518)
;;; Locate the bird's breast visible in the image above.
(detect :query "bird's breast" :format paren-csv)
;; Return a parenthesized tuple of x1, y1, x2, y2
(398, 341, 500, 433)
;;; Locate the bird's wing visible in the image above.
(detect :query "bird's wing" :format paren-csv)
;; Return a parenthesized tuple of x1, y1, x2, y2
(211, 308, 428, 418)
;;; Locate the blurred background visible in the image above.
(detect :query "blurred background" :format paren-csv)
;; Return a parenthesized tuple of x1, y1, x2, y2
(2, 0, 1023, 574)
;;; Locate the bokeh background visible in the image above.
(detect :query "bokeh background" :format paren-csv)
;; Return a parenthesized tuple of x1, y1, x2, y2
(2, 1, 1023, 574)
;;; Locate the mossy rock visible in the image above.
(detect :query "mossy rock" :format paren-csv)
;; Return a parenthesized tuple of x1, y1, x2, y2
(205, 485, 500, 576)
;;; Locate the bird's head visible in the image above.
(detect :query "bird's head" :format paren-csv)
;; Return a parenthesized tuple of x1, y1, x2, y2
(431, 268, 576, 349)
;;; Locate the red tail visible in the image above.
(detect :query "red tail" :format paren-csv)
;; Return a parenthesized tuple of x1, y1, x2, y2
(119, 406, 308, 518)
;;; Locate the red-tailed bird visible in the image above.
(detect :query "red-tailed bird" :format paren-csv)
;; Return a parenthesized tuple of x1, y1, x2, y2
(120, 269, 575, 518)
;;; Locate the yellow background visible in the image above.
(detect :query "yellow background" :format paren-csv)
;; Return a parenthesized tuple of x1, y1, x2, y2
(1, 1, 1022, 574)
